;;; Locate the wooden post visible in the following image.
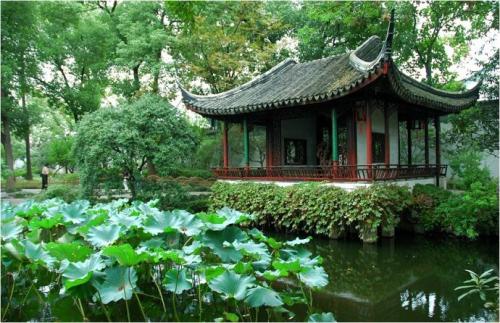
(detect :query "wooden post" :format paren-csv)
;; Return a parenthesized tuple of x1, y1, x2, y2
(407, 119, 412, 166)
(366, 106, 373, 179)
(222, 121, 229, 169)
(424, 118, 429, 166)
(384, 104, 390, 166)
(435, 115, 441, 187)
(243, 118, 249, 169)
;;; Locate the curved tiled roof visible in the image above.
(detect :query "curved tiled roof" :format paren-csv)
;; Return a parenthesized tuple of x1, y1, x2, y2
(180, 11, 480, 116)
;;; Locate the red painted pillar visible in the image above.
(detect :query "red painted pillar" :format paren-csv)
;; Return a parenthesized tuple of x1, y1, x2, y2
(424, 118, 429, 166)
(384, 105, 390, 166)
(435, 115, 441, 187)
(222, 121, 229, 172)
(366, 106, 373, 179)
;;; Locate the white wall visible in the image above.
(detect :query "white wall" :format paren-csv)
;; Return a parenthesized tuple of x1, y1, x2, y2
(281, 117, 317, 165)
(356, 105, 399, 165)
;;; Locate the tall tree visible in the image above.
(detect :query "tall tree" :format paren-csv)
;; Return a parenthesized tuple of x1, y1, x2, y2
(166, 1, 290, 93)
(289, 1, 387, 61)
(1, 1, 39, 185)
(394, 1, 498, 85)
(36, 2, 116, 122)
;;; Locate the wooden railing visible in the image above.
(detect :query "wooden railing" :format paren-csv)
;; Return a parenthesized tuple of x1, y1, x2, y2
(211, 164, 447, 182)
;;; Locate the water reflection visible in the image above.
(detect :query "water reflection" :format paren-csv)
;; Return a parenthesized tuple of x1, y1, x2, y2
(272, 232, 498, 322)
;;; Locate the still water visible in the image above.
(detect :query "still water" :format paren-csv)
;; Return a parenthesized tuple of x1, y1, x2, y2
(290, 234, 499, 322)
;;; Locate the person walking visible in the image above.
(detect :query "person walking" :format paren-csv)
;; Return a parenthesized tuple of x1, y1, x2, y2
(41, 164, 49, 190)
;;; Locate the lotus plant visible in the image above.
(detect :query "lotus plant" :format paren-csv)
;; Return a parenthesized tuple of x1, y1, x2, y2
(1, 199, 334, 322)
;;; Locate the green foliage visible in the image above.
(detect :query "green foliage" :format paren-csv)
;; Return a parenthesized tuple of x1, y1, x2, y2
(210, 182, 411, 243)
(73, 94, 198, 198)
(411, 181, 498, 239)
(43, 136, 75, 172)
(444, 101, 499, 158)
(455, 269, 499, 312)
(1, 198, 329, 321)
(35, 184, 81, 203)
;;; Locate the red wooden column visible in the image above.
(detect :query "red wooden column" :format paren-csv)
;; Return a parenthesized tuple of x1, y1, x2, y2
(424, 117, 429, 166)
(384, 104, 390, 166)
(222, 121, 229, 174)
(366, 105, 373, 179)
(407, 119, 412, 166)
(434, 115, 441, 187)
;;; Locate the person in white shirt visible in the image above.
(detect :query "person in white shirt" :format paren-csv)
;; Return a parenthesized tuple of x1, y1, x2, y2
(41, 164, 49, 189)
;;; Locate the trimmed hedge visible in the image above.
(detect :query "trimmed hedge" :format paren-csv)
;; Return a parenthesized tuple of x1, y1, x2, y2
(210, 182, 411, 243)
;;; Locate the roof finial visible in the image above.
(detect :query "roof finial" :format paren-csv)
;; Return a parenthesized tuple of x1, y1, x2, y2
(384, 9, 395, 60)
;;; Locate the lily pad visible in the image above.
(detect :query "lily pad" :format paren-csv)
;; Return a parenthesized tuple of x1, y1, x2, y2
(93, 266, 137, 304)
(245, 286, 283, 307)
(164, 268, 192, 294)
(86, 224, 121, 248)
(208, 270, 255, 300)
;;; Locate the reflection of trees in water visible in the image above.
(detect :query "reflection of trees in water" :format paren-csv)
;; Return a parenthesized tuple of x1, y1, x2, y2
(303, 235, 498, 321)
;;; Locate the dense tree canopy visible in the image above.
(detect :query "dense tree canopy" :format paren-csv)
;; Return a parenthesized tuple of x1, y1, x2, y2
(0, 0, 498, 190)
(73, 95, 198, 197)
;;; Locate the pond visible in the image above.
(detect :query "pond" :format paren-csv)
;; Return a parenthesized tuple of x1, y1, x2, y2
(273, 233, 499, 322)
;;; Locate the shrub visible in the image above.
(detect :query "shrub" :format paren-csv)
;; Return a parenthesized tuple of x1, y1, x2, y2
(35, 184, 81, 203)
(135, 176, 189, 211)
(210, 182, 412, 243)
(1, 199, 331, 321)
(411, 184, 452, 232)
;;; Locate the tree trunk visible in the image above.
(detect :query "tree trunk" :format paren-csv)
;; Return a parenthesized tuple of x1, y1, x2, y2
(1, 113, 16, 191)
(22, 93, 33, 180)
(133, 63, 141, 94)
(425, 62, 433, 85)
(147, 160, 157, 176)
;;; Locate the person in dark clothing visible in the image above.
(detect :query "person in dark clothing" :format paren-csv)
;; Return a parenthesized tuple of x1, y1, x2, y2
(41, 164, 49, 189)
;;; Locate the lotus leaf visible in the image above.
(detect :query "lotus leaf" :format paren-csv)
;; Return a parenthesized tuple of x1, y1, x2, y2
(46, 242, 92, 262)
(201, 227, 247, 262)
(93, 266, 137, 304)
(108, 210, 142, 229)
(62, 253, 105, 290)
(86, 224, 121, 247)
(60, 201, 90, 224)
(1, 221, 23, 241)
(28, 214, 63, 230)
(284, 237, 311, 246)
(23, 240, 56, 268)
(208, 270, 255, 300)
(298, 266, 329, 288)
(164, 268, 192, 294)
(245, 286, 283, 307)
(272, 259, 301, 274)
(308, 312, 336, 322)
(103, 244, 150, 266)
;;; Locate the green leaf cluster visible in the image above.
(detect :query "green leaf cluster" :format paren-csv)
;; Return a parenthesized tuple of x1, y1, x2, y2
(1, 198, 330, 321)
(210, 182, 412, 243)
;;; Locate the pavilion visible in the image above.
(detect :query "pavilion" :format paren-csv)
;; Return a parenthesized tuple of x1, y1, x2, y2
(180, 11, 480, 187)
